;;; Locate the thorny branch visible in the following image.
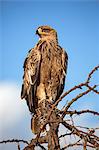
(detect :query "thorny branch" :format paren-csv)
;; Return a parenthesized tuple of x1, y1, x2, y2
(61, 86, 96, 118)
(62, 121, 99, 147)
(61, 142, 95, 150)
(0, 139, 29, 150)
(62, 109, 99, 116)
(0, 65, 99, 150)
(0, 139, 29, 145)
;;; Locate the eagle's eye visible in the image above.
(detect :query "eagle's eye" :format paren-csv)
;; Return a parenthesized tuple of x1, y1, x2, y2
(42, 28, 50, 33)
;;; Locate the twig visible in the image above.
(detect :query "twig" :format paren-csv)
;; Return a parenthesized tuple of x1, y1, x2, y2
(62, 109, 99, 116)
(0, 139, 29, 145)
(61, 143, 95, 150)
(62, 121, 99, 147)
(61, 139, 81, 149)
(62, 87, 96, 118)
(59, 131, 73, 139)
(23, 135, 48, 150)
(87, 65, 99, 83)
(37, 143, 47, 150)
(86, 84, 99, 94)
(17, 142, 21, 150)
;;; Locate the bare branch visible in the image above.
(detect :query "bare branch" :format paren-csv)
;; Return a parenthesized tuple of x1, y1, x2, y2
(86, 84, 99, 94)
(0, 139, 29, 145)
(17, 143, 21, 150)
(61, 109, 99, 116)
(61, 143, 95, 150)
(37, 143, 47, 150)
(87, 65, 99, 83)
(62, 121, 99, 147)
(59, 131, 73, 139)
(61, 139, 81, 149)
(23, 135, 48, 150)
(62, 86, 96, 118)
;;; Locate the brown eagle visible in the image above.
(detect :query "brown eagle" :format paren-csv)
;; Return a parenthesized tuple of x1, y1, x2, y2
(21, 26, 68, 114)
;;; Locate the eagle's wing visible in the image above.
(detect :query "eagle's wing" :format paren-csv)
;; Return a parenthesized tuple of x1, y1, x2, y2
(55, 47, 68, 101)
(21, 48, 41, 113)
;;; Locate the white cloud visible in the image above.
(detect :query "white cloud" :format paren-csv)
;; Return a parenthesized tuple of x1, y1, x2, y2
(0, 81, 34, 150)
(0, 81, 29, 131)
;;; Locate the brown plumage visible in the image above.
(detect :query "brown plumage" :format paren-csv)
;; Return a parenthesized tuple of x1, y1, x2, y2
(21, 26, 68, 115)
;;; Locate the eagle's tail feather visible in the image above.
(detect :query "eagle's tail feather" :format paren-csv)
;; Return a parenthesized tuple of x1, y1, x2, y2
(27, 84, 37, 113)
(21, 84, 26, 99)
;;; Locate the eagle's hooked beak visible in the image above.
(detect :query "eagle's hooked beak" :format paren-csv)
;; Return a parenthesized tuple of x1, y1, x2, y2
(36, 29, 39, 35)
(36, 28, 42, 35)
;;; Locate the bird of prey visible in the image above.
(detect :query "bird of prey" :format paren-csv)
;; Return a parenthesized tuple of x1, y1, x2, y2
(21, 25, 68, 114)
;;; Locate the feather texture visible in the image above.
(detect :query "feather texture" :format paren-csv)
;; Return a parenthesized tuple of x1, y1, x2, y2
(21, 48, 41, 112)
(21, 26, 68, 114)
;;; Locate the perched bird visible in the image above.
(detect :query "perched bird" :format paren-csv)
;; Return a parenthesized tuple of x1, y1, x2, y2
(21, 25, 68, 133)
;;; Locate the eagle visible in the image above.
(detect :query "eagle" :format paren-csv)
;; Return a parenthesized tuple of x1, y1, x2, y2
(21, 26, 68, 115)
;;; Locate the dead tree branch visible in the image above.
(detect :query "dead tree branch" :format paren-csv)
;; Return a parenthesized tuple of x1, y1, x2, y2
(63, 109, 99, 116)
(0, 139, 29, 145)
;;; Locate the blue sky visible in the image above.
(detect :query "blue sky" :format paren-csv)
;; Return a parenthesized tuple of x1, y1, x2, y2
(0, 0, 99, 83)
(0, 1, 99, 150)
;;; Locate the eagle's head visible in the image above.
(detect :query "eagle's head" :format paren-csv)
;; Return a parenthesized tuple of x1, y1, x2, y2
(36, 26, 57, 40)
